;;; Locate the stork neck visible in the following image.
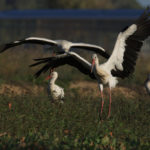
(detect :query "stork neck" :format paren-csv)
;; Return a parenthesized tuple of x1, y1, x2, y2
(95, 58, 99, 68)
(50, 76, 57, 85)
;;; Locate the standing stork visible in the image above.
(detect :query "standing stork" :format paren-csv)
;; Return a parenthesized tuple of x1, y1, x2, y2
(47, 71, 64, 104)
(30, 8, 150, 118)
(90, 8, 150, 118)
(0, 37, 109, 59)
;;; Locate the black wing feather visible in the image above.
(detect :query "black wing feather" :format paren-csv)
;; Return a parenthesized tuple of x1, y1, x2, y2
(111, 8, 150, 78)
(30, 54, 96, 79)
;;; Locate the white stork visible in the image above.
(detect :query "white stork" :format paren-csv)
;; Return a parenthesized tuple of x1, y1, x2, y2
(47, 71, 64, 104)
(145, 74, 150, 95)
(0, 37, 109, 59)
(30, 8, 150, 118)
(90, 8, 150, 118)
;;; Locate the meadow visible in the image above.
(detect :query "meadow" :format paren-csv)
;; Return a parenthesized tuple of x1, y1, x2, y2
(0, 47, 150, 149)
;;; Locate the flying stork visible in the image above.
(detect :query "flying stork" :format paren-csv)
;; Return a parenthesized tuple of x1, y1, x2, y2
(0, 37, 109, 58)
(47, 71, 64, 104)
(30, 8, 150, 118)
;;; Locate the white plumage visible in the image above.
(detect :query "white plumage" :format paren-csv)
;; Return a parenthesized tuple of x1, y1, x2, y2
(91, 25, 138, 89)
(145, 74, 150, 95)
(105, 24, 137, 71)
(47, 71, 64, 104)
(0, 37, 109, 59)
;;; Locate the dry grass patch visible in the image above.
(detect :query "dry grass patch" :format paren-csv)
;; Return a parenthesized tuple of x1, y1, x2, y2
(69, 81, 145, 99)
(0, 83, 45, 96)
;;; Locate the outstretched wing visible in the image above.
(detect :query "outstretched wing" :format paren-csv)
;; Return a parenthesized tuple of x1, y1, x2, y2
(30, 52, 96, 79)
(71, 42, 110, 59)
(0, 37, 57, 53)
(103, 8, 150, 78)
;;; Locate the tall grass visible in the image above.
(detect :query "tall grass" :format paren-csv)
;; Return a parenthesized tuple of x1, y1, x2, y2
(0, 89, 150, 149)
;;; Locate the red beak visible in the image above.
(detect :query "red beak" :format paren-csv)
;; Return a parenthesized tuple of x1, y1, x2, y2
(91, 59, 95, 73)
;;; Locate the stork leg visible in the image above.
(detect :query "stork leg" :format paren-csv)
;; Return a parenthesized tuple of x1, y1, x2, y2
(100, 90, 104, 116)
(98, 84, 104, 119)
(107, 87, 112, 118)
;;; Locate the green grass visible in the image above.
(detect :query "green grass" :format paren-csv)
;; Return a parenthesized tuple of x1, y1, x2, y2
(0, 50, 150, 149)
(0, 90, 150, 149)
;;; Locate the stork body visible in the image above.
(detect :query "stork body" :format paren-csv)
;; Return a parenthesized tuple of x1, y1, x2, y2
(48, 71, 64, 104)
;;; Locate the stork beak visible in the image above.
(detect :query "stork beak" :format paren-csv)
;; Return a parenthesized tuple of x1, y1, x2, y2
(45, 75, 51, 80)
(91, 59, 95, 73)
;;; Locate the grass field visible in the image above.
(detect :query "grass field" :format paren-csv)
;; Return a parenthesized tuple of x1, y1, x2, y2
(0, 49, 150, 149)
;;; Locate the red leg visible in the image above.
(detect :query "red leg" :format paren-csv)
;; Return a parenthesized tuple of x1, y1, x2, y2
(100, 90, 104, 116)
(98, 84, 104, 120)
(107, 88, 111, 118)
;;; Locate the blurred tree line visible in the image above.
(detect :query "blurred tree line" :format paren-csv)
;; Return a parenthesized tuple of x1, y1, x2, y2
(0, 0, 141, 10)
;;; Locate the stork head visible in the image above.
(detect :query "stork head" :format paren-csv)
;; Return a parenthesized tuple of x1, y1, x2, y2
(51, 71, 58, 79)
(91, 54, 98, 73)
(46, 71, 58, 81)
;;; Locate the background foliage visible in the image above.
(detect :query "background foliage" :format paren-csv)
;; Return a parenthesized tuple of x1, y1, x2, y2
(0, 0, 141, 10)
